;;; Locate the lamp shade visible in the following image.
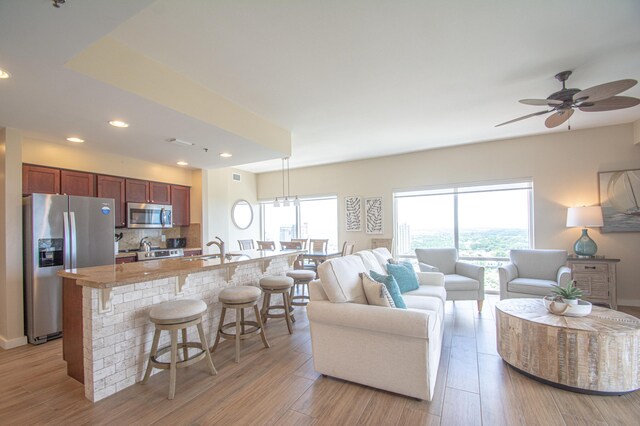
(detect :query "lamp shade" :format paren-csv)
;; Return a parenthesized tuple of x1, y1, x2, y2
(566, 206, 604, 228)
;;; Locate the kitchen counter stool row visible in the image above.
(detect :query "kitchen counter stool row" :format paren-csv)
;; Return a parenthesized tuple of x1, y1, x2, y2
(142, 275, 301, 399)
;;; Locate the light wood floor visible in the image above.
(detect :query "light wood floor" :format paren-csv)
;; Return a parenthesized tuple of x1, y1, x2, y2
(1, 295, 640, 425)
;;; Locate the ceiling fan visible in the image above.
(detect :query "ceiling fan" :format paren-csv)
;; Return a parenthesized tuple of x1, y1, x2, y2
(496, 71, 640, 128)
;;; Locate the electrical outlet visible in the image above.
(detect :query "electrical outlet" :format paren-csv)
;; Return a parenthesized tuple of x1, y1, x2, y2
(161, 234, 166, 242)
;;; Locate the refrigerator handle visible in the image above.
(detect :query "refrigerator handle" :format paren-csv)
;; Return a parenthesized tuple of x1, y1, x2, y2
(69, 211, 78, 269)
(63, 212, 71, 269)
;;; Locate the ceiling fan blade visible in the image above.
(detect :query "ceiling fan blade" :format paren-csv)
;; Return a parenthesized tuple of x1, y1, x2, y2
(519, 98, 563, 106)
(545, 109, 574, 128)
(578, 96, 640, 112)
(495, 110, 551, 127)
(573, 79, 637, 103)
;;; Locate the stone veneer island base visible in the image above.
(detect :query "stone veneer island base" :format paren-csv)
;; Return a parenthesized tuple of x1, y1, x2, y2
(59, 250, 302, 402)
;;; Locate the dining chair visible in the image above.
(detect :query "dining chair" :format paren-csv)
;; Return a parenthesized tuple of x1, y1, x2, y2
(257, 241, 276, 250)
(371, 238, 393, 251)
(292, 238, 308, 249)
(280, 241, 303, 250)
(309, 239, 329, 252)
(341, 241, 356, 256)
(237, 239, 255, 250)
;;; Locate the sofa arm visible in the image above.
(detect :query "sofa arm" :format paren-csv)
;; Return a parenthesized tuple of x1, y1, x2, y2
(557, 266, 572, 287)
(418, 262, 438, 273)
(455, 261, 484, 281)
(307, 301, 430, 339)
(417, 271, 445, 287)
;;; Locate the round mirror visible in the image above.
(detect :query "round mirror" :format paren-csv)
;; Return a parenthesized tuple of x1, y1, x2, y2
(231, 199, 254, 230)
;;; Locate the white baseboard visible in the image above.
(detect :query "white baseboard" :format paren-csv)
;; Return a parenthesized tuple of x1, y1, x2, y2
(0, 335, 28, 350)
(618, 299, 640, 308)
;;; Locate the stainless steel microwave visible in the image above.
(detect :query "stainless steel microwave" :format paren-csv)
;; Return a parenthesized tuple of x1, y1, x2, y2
(127, 203, 172, 229)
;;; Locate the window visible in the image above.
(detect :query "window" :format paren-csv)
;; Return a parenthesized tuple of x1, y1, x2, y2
(261, 196, 338, 251)
(394, 180, 533, 291)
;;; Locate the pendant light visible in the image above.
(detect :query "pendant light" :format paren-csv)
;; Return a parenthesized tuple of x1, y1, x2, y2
(273, 157, 299, 207)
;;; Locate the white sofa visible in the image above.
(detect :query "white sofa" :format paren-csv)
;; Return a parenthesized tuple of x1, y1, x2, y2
(498, 249, 571, 300)
(415, 248, 485, 312)
(306, 248, 446, 400)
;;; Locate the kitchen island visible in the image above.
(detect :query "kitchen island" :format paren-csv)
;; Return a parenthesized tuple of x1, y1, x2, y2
(58, 249, 304, 402)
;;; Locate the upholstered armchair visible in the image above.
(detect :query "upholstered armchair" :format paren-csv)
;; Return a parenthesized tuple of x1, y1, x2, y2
(498, 249, 571, 300)
(415, 248, 485, 312)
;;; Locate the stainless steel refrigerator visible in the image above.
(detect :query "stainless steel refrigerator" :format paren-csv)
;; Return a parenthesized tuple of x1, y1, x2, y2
(23, 194, 115, 344)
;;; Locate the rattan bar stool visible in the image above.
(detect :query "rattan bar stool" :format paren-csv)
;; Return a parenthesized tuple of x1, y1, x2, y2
(141, 299, 217, 400)
(285, 269, 316, 306)
(211, 286, 270, 363)
(259, 276, 295, 334)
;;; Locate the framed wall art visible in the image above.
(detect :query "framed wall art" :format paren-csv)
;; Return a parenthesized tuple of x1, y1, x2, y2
(345, 196, 361, 232)
(365, 197, 383, 234)
(598, 168, 640, 232)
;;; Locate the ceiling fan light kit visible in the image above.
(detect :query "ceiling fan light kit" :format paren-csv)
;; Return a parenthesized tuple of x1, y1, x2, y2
(496, 71, 639, 128)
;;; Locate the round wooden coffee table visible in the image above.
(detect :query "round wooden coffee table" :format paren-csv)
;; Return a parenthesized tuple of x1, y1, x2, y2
(495, 298, 640, 395)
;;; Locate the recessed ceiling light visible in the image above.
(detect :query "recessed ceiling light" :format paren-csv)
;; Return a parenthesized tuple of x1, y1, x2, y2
(109, 120, 129, 128)
(219, 152, 232, 158)
(176, 161, 189, 166)
(66, 137, 85, 143)
(0, 68, 10, 79)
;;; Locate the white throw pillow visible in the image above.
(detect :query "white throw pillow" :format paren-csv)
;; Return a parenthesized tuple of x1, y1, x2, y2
(361, 272, 396, 308)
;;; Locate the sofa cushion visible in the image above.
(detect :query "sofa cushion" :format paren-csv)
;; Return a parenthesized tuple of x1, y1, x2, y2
(415, 248, 457, 275)
(361, 273, 396, 308)
(317, 255, 368, 304)
(404, 285, 447, 304)
(508, 278, 557, 296)
(386, 262, 420, 293)
(369, 270, 407, 309)
(372, 247, 393, 267)
(355, 250, 386, 275)
(510, 249, 567, 281)
(445, 274, 479, 291)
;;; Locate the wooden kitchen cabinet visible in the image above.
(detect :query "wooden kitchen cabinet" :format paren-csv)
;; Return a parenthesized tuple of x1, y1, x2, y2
(125, 178, 150, 203)
(115, 255, 136, 264)
(22, 164, 60, 195)
(566, 257, 620, 309)
(171, 185, 190, 226)
(61, 170, 96, 197)
(183, 249, 202, 257)
(97, 175, 126, 227)
(149, 182, 171, 204)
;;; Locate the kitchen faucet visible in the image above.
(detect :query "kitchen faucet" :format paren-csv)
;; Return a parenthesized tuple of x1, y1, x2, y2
(206, 236, 225, 260)
(139, 237, 151, 252)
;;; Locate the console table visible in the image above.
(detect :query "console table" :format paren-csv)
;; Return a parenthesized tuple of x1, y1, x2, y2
(566, 257, 619, 309)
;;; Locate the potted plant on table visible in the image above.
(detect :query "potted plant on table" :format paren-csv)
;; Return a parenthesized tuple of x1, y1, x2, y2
(551, 280, 583, 305)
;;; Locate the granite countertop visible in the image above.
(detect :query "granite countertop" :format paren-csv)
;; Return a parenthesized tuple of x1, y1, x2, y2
(115, 247, 203, 259)
(60, 249, 304, 289)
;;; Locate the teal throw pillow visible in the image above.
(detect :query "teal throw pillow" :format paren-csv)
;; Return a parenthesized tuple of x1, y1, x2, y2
(369, 270, 407, 309)
(386, 261, 420, 293)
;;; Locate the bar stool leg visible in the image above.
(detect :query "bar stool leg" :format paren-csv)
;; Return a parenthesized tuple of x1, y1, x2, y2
(142, 328, 161, 384)
(169, 329, 178, 400)
(283, 292, 293, 334)
(253, 304, 270, 349)
(181, 328, 189, 361)
(234, 307, 242, 363)
(211, 307, 227, 352)
(196, 322, 217, 375)
(261, 292, 271, 324)
(287, 291, 296, 323)
(240, 308, 245, 334)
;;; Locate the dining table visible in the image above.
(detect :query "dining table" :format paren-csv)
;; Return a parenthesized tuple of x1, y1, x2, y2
(303, 250, 343, 264)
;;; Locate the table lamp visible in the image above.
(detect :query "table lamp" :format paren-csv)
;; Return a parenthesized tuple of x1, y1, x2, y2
(566, 206, 604, 257)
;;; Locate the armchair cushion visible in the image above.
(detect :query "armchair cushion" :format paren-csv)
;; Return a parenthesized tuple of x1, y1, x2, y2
(386, 262, 420, 293)
(317, 255, 368, 304)
(508, 278, 558, 296)
(370, 270, 407, 309)
(415, 248, 457, 275)
(445, 274, 480, 291)
(509, 249, 567, 281)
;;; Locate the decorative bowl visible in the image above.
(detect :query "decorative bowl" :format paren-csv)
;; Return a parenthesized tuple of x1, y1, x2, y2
(543, 296, 592, 317)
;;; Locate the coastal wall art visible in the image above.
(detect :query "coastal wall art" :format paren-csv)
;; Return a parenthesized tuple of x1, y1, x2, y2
(365, 197, 383, 234)
(598, 168, 640, 232)
(345, 196, 361, 232)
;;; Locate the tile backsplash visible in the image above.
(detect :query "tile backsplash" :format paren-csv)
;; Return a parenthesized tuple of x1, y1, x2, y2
(117, 223, 201, 250)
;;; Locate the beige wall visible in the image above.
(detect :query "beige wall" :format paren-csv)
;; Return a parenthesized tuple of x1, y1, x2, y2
(22, 138, 193, 186)
(202, 168, 260, 254)
(257, 124, 640, 304)
(0, 128, 27, 349)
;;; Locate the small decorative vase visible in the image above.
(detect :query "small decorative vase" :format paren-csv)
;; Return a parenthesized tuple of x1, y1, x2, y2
(563, 298, 579, 306)
(573, 228, 597, 257)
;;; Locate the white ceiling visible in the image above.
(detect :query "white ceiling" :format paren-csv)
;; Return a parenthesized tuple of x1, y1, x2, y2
(2, 0, 640, 173)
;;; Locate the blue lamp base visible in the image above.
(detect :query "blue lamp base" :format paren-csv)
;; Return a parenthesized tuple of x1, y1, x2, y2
(573, 228, 598, 257)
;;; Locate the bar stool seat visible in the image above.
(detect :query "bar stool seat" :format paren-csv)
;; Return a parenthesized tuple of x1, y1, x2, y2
(212, 286, 270, 363)
(286, 269, 316, 306)
(260, 276, 295, 334)
(142, 299, 217, 400)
